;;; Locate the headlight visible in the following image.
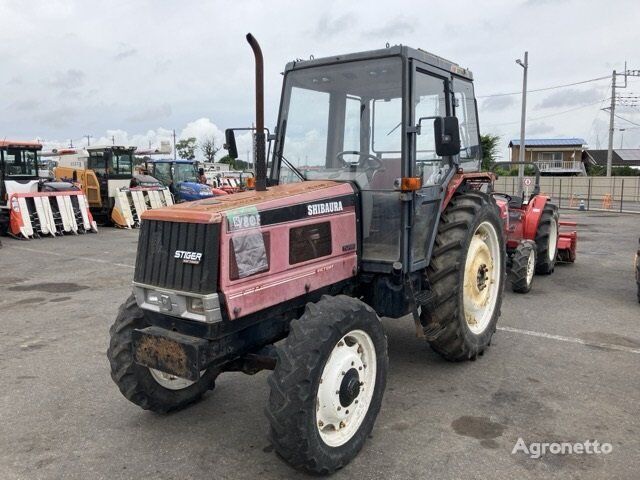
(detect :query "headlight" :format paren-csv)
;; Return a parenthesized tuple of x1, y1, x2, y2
(189, 297, 205, 313)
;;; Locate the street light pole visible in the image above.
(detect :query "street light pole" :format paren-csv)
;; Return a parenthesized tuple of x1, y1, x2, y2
(516, 51, 528, 192)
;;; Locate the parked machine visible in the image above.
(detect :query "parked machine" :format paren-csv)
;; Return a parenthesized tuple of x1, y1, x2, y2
(492, 162, 577, 293)
(0, 140, 97, 238)
(53, 145, 173, 228)
(108, 36, 507, 474)
(145, 159, 226, 202)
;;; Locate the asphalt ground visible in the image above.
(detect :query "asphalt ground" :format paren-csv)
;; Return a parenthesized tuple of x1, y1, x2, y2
(0, 210, 638, 480)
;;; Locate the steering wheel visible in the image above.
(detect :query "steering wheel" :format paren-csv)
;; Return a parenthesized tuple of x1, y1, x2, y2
(335, 151, 383, 170)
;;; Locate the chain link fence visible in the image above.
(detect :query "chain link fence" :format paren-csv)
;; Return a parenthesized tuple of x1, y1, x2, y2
(494, 176, 640, 213)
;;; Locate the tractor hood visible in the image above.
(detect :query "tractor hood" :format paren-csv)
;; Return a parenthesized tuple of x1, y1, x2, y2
(142, 180, 355, 224)
(179, 181, 214, 197)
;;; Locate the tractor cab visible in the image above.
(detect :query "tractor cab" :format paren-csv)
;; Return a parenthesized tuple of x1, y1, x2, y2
(145, 159, 219, 202)
(228, 45, 482, 272)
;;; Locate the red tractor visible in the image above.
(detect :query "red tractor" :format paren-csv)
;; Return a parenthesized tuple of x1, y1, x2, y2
(108, 36, 507, 474)
(492, 162, 577, 293)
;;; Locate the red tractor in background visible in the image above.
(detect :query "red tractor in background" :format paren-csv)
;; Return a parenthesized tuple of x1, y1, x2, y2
(492, 162, 577, 293)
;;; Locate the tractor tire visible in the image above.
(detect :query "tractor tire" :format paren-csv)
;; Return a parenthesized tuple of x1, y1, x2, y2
(510, 240, 537, 294)
(107, 295, 217, 413)
(534, 203, 559, 275)
(421, 191, 506, 361)
(266, 295, 388, 475)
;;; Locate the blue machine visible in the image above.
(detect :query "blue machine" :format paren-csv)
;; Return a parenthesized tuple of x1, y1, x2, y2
(145, 159, 215, 202)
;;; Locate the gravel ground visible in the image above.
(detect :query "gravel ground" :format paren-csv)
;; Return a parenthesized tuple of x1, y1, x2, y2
(0, 210, 638, 480)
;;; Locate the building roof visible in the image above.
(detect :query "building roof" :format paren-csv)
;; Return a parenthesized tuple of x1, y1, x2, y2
(584, 149, 640, 167)
(509, 138, 586, 147)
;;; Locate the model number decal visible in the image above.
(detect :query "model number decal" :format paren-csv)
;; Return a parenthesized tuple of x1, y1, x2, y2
(174, 250, 203, 264)
(307, 201, 343, 216)
(228, 212, 261, 231)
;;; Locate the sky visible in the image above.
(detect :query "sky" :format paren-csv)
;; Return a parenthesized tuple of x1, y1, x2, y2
(1, 0, 639, 160)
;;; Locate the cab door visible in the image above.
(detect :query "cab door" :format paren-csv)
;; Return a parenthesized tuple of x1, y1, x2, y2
(409, 67, 452, 269)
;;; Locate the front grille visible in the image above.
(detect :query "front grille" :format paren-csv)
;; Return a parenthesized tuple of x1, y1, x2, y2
(134, 220, 219, 294)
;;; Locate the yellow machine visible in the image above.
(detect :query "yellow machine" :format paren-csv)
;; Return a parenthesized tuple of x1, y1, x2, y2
(53, 145, 173, 228)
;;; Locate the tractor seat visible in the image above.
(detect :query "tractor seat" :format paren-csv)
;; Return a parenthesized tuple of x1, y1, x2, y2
(508, 195, 524, 209)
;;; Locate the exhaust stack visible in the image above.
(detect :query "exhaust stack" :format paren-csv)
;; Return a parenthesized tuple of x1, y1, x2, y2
(246, 33, 267, 192)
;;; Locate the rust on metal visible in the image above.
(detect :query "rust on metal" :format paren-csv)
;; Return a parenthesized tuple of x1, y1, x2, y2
(135, 335, 190, 379)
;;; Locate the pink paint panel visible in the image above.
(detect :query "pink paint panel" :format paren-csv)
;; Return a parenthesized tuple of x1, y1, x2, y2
(220, 210, 357, 319)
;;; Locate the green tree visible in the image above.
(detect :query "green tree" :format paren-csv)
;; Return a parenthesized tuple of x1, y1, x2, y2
(480, 133, 501, 171)
(176, 137, 197, 160)
(218, 154, 237, 170)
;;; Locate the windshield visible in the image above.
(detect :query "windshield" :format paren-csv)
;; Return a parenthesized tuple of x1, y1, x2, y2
(274, 57, 403, 191)
(174, 163, 198, 183)
(3, 148, 38, 177)
(112, 151, 133, 176)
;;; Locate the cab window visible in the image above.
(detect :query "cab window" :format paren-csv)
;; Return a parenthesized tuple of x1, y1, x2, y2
(453, 79, 481, 170)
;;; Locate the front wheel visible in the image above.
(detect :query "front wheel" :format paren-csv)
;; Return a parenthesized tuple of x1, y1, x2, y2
(510, 240, 537, 293)
(107, 295, 217, 413)
(266, 295, 388, 475)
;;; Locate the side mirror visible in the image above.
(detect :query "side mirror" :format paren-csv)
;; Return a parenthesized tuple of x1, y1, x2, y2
(224, 129, 238, 159)
(434, 116, 460, 157)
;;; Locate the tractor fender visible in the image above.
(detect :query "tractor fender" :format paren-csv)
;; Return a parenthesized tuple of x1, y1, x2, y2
(522, 195, 549, 240)
(441, 172, 495, 211)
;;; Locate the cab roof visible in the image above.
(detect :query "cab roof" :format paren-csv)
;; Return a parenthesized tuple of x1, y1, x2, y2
(285, 45, 473, 80)
(0, 140, 43, 150)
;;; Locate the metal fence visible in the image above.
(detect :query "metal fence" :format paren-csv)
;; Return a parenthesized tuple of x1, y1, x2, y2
(494, 176, 640, 213)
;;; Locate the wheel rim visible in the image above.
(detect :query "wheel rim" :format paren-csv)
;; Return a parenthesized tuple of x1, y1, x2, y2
(463, 221, 501, 334)
(316, 330, 377, 447)
(526, 249, 536, 285)
(149, 368, 201, 390)
(548, 218, 558, 261)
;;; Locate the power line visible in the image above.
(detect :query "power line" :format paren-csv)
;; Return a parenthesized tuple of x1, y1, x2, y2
(483, 98, 607, 128)
(478, 75, 610, 99)
(614, 113, 640, 127)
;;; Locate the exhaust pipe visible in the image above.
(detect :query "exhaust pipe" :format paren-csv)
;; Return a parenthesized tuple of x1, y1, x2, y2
(246, 33, 267, 192)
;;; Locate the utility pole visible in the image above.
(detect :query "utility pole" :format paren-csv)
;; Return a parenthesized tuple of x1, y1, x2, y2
(85, 134, 92, 146)
(111, 135, 115, 146)
(606, 69, 616, 177)
(516, 52, 528, 191)
(172, 129, 177, 161)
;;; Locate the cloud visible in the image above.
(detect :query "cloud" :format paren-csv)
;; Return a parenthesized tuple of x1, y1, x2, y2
(114, 45, 137, 61)
(127, 103, 172, 123)
(314, 13, 355, 38)
(535, 88, 603, 109)
(481, 96, 517, 111)
(36, 107, 78, 129)
(10, 99, 40, 111)
(366, 17, 416, 37)
(47, 69, 85, 89)
(526, 122, 555, 135)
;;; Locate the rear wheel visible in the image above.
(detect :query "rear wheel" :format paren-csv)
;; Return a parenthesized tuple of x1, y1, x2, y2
(534, 203, 559, 274)
(107, 295, 217, 413)
(266, 295, 388, 475)
(421, 191, 506, 361)
(510, 240, 537, 293)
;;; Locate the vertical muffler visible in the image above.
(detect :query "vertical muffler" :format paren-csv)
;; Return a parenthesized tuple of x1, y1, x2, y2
(246, 33, 267, 192)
